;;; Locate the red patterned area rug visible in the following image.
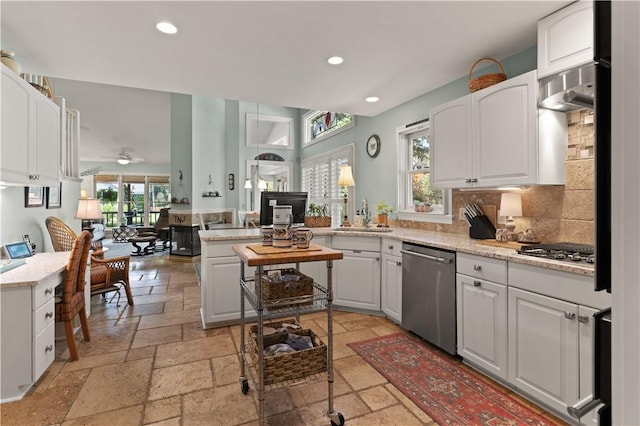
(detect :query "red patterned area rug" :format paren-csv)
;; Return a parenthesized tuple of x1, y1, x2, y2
(348, 333, 562, 426)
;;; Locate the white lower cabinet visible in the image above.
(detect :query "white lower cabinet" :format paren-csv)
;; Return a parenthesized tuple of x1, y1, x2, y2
(456, 274, 507, 380)
(331, 235, 381, 311)
(201, 239, 256, 328)
(381, 238, 402, 323)
(508, 287, 579, 414)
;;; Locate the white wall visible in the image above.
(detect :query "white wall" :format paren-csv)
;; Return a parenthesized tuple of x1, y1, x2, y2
(0, 180, 81, 252)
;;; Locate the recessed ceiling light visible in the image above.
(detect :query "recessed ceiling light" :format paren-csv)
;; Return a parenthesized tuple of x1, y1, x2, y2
(156, 21, 178, 35)
(327, 56, 344, 65)
(365, 96, 379, 103)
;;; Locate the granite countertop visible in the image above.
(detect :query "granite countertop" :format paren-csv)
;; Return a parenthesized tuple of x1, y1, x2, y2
(0, 251, 70, 289)
(199, 227, 594, 276)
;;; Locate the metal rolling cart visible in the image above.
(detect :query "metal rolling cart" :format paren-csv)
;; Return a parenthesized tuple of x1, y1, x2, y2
(232, 244, 345, 426)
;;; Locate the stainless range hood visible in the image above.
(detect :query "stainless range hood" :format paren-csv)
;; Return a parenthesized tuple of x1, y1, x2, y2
(539, 63, 594, 111)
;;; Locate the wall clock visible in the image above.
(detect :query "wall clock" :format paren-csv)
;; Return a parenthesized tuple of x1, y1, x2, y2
(366, 134, 381, 158)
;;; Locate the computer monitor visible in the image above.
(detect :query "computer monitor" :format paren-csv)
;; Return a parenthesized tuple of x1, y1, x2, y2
(260, 192, 308, 226)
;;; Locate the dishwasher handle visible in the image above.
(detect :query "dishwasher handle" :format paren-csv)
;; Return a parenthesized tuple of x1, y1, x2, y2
(401, 249, 452, 264)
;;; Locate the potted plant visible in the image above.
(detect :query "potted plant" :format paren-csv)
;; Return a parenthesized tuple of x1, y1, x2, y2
(375, 200, 393, 227)
(304, 203, 331, 228)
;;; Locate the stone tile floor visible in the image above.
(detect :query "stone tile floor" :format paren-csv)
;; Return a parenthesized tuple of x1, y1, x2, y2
(0, 257, 568, 425)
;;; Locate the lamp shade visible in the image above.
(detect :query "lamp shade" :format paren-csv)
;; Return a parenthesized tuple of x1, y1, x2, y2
(338, 165, 355, 187)
(500, 192, 522, 217)
(75, 198, 103, 220)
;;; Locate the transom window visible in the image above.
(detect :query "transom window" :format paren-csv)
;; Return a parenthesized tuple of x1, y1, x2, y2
(303, 110, 355, 146)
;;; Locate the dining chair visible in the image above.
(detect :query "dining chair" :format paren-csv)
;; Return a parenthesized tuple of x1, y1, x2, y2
(45, 216, 134, 306)
(55, 230, 92, 360)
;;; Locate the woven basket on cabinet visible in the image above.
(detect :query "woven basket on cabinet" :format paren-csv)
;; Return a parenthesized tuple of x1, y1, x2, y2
(468, 57, 507, 92)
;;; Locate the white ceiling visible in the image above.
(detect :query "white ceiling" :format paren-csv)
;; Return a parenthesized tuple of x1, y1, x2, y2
(1, 1, 570, 167)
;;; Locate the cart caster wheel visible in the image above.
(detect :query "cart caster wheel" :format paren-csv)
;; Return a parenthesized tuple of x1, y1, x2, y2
(330, 413, 345, 426)
(241, 379, 249, 395)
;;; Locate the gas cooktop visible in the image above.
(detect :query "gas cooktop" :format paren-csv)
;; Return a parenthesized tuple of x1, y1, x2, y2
(518, 242, 595, 264)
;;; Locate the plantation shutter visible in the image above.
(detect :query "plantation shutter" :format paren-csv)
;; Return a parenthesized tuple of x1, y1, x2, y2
(301, 145, 354, 216)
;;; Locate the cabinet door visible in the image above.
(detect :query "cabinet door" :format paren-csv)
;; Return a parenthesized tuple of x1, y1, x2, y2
(430, 95, 473, 188)
(1, 65, 30, 183)
(456, 274, 507, 380)
(381, 254, 402, 323)
(537, 1, 594, 79)
(32, 95, 60, 185)
(333, 251, 380, 311)
(578, 305, 599, 426)
(508, 287, 579, 414)
(201, 256, 255, 327)
(472, 70, 538, 187)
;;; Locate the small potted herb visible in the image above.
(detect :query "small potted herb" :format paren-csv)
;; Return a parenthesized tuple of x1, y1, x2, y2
(304, 203, 331, 228)
(375, 200, 393, 227)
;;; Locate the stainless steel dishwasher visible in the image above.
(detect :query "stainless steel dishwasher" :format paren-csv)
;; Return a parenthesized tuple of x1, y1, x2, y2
(401, 242, 456, 355)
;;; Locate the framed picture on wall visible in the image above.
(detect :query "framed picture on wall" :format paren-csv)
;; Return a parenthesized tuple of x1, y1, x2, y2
(46, 183, 62, 209)
(24, 186, 44, 208)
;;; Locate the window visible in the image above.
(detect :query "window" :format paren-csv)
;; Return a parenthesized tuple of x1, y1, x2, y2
(301, 145, 354, 220)
(302, 110, 355, 146)
(94, 174, 170, 227)
(396, 120, 453, 224)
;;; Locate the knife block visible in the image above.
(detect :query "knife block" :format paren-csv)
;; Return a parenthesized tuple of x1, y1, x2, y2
(469, 215, 496, 239)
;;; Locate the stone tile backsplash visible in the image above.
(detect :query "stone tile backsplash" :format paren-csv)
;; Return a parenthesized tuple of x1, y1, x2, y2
(395, 110, 595, 244)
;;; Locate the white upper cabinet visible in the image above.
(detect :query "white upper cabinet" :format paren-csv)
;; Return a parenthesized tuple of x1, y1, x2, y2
(1, 64, 60, 186)
(538, 1, 594, 79)
(431, 70, 565, 189)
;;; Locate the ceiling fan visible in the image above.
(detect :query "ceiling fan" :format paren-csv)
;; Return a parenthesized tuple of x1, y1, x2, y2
(104, 148, 145, 165)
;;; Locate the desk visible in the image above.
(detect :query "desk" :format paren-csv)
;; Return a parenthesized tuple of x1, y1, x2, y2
(0, 252, 75, 402)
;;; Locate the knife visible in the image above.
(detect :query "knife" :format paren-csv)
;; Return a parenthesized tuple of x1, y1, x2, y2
(464, 212, 473, 224)
(472, 203, 484, 217)
(465, 205, 476, 218)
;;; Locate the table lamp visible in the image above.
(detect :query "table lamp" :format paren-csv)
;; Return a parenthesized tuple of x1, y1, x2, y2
(500, 192, 522, 239)
(75, 193, 103, 232)
(337, 165, 355, 227)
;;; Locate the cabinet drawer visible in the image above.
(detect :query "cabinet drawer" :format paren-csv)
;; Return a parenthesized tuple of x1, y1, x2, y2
(34, 321, 55, 381)
(381, 238, 402, 257)
(33, 276, 58, 308)
(204, 239, 256, 258)
(457, 253, 507, 284)
(332, 235, 380, 252)
(34, 298, 55, 335)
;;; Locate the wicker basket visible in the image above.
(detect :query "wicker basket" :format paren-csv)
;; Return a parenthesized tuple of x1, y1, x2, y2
(304, 216, 331, 228)
(468, 57, 506, 93)
(257, 268, 314, 303)
(249, 321, 327, 385)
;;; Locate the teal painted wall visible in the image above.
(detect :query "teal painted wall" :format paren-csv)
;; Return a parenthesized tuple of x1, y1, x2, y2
(300, 47, 538, 212)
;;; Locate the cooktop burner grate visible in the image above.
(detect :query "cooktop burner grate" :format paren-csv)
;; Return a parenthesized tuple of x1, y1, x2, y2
(517, 242, 595, 263)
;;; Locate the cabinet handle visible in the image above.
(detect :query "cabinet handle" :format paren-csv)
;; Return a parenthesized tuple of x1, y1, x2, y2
(388, 244, 393, 250)
(473, 264, 482, 271)
(578, 314, 590, 324)
(352, 250, 362, 253)
(473, 280, 482, 287)
(465, 178, 471, 183)
(565, 311, 576, 320)
(375, 257, 380, 262)
(396, 261, 402, 266)
(45, 312, 53, 319)
(45, 345, 53, 353)
(45, 288, 53, 295)
(470, 178, 478, 183)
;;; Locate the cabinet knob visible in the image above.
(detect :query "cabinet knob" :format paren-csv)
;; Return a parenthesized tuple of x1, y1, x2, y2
(473, 264, 482, 271)
(388, 245, 393, 250)
(45, 345, 53, 353)
(473, 280, 482, 287)
(45, 288, 53, 295)
(577, 314, 590, 324)
(565, 311, 576, 320)
(45, 312, 53, 319)
(376, 257, 380, 262)
(396, 261, 402, 266)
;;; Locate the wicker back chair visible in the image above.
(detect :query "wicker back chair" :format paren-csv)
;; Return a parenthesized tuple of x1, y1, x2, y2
(45, 217, 134, 306)
(56, 230, 92, 360)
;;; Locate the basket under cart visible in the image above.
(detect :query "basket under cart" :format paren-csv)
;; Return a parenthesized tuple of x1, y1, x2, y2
(232, 243, 345, 426)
